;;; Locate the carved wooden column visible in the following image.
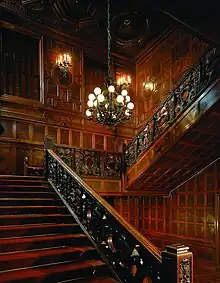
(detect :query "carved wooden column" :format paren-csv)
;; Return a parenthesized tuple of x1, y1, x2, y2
(162, 244, 193, 283)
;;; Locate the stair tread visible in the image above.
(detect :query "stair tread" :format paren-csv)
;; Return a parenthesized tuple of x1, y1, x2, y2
(0, 205, 65, 209)
(0, 191, 55, 194)
(0, 233, 87, 243)
(0, 223, 77, 231)
(59, 277, 119, 283)
(0, 179, 46, 182)
(85, 277, 118, 283)
(0, 198, 58, 200)
(0, 246, 94, 261)
(0, 259, 106, 282)
(0, 214, 71, 219)
(0, 185, 47, 188)
(0, 175, 44, 179)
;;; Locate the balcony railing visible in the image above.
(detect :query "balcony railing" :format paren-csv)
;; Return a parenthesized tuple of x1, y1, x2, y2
(53, 144, 122, 179)
(124, 47, 220, 168)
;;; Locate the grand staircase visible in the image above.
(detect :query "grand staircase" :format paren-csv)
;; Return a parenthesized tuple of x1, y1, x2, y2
(0, 175, 118, 283)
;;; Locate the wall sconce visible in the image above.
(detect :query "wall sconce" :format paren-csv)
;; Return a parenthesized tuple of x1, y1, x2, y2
(116, 74, 132, 88)
(143, 77, 156, 92)
(56, 54, 72, 78)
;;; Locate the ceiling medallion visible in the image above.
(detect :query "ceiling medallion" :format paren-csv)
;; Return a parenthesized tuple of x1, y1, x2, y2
(85, 0, 134, 129)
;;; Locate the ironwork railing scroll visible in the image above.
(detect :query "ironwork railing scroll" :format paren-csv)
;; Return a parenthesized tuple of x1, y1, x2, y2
(46, 149, 162, 282)
(53, 145, 121, 179)
(124, 47, 220, 168)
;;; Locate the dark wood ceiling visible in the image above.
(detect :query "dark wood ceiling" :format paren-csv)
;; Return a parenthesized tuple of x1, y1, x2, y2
(0, 0, 171, 58)
(1, 0, 219, 59)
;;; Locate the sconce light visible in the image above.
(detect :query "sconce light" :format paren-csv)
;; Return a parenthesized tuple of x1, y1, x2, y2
(116, 74, 132, 89)
(56, 54, 72, 78)
(143, 77, 156, 92)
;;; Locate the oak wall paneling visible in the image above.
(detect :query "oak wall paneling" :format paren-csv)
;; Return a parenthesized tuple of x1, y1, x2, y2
(135, 29, 207, 129)
(0, 23, 134, 177)
(109, 158, 220, 282)
(2, 27, 40, 100)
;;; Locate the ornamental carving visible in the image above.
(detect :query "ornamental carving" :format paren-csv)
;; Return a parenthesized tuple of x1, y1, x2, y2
(54, 146, 121, 179)
(179, 258, 192, 283)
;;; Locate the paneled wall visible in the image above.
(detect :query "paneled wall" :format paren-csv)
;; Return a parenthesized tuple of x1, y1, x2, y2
(0, 24, 133, 176)
(110, 158, 220, 282)
(1, 28, 40, 100)
(135, 29, 207, 128)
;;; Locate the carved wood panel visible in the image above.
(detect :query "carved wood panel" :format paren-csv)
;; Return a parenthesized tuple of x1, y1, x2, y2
(44, 39, 81, 112)
(1, 27, 40, 100)
(110, 159, 220, 282)
(85, 56, 106, 97)
(0, 116, 129, 174)
(136, 29, 207, 127)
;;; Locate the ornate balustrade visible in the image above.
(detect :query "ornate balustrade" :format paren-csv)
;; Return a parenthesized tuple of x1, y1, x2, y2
(125, 47, 220, 168)
(45, 147, 193, 283)
(53, 145, 122, 179)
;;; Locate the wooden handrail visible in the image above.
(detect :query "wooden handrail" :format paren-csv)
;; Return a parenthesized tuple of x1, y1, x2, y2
(47, 149, 162, 262)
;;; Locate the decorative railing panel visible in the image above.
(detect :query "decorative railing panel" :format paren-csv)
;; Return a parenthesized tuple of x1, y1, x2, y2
(46, 149, 162, 282)
(125, 47, 220, 168)
(54, 145, 122, 179)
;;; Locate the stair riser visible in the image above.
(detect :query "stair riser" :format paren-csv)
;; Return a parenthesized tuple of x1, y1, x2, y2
(0, 237, 91, 253)
(0, 186, 53, 192)
(0, 192, 58, 198)
(0, 225, 81, 238)
(0, 215, 73, 225)
(0, 199, 63, 205)
(0, 249, 99, 271)
(0, 181, 48, 186)
(4, 265, 110, 283)
(0, 207, 68, 215)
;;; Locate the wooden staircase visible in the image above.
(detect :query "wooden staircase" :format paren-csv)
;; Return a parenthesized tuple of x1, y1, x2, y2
(0, 176, 118, 283)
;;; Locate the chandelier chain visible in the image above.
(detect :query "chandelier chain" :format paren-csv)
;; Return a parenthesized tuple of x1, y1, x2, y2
(85, 0, 134, 128)
(107, 0, 111, 78)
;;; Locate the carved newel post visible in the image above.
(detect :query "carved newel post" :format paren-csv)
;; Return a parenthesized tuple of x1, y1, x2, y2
(162, 244, 193, 283)
(44, 135, 54, 179)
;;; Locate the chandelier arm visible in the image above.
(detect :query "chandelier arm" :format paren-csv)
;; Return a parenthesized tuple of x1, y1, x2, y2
(107, 0, 111, 79)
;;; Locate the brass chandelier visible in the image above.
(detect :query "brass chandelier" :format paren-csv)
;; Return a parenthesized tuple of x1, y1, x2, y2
(85, 0, 134, 129)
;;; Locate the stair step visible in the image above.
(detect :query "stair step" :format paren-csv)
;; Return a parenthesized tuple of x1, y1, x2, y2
(0, 223, 80, 237)
(81, 277, 118, 283)
(0, 205, 68, 215)
(0, 198, 63, 205)
(0, 184, 49, 190)
(0, 191, 57, 198)
(0, 175, 44, 180)
(0, 259, 108, 283)
(0, 233, 90, 253)
(0, 246, 97, 271)
(58, 276, 119, 283)
(0, 214, 73, 225)
(0, 181, 48, 187)
(0, 185, 52, 192)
